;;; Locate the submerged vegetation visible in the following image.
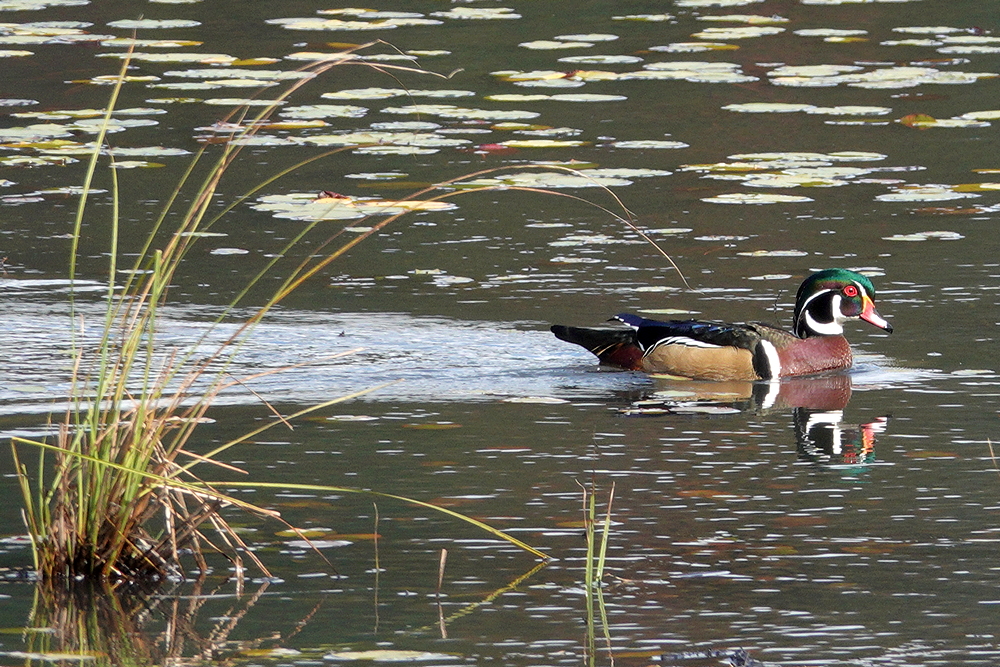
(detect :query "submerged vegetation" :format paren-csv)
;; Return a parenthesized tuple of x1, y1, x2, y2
(8, 45, 550, 585)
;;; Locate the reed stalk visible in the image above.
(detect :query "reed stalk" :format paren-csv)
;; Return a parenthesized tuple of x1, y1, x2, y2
(9, 43, 551, 585)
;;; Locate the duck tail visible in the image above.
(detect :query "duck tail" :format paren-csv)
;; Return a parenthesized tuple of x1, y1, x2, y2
(550, 325, 644, 370)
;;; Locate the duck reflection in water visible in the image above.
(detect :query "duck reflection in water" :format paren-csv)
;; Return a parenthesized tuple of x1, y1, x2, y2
(619, 372, 888, 466)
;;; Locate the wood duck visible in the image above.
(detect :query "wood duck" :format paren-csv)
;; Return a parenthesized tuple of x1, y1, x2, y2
(551, 269, 892, 381)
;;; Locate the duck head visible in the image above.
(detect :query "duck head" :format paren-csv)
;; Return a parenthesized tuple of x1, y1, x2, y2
(793, 269, 893, 338)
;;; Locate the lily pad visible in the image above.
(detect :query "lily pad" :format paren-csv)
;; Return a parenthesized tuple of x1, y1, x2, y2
(702, 193, 814, 204)
(723, 102, 816, 113)
(279, 104, 368, 119)
(697, 14, 788, 23)
(107, 19, 201, 29)
(611, 140, 689, 149)
(457, 171, 634, 189)
(737, 249, 809, 257)
(555, 33, 618, 42)
(558, 54, 643, 64)
(612, 14, 674, 21)
(519, 40, 594, 50)
(691, 26, 785, 39)
(429, 7, 520, 19)
(882, 230, 963, 241)
(252, 193, 457, 221)
(381, 104, 539, 121)
(876, 186, 978, 202)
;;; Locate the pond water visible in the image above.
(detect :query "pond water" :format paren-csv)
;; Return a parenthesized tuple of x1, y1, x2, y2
(2, 0, 1000, 665)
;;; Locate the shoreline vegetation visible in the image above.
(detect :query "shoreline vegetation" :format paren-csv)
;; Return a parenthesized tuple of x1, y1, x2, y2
(9, 43, 554, 587)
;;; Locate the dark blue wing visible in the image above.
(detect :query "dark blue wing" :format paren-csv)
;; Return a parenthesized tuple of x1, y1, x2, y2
(612, 314, 761, 352)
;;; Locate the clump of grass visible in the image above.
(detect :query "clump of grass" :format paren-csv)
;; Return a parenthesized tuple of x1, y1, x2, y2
(8, 43, 548, 585)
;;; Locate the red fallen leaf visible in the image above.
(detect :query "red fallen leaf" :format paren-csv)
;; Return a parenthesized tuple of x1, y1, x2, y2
(315, 190, 350, 201)
(899, 113, 937, 129)
(913, 206, 987, 215)
(471, 143, 518, 155)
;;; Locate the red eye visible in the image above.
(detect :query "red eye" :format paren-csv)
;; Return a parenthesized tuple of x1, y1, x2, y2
(843, 285, 859, 297)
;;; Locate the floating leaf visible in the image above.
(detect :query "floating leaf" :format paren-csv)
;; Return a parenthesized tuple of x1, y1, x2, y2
(519, 40, 594, 50)
(612, 13, 674, 21)
(882, 230, 963, 241)
(692, 26, 785, 39)
(555, 33, 618, 42)
(252, 193, 457, 221)
(101, 38, 203, 48)
(794, 28, 868, 37)
(806, 105, 892, 116)
(107, 19, 201, 29)
(279, 104, 367, 119)
(381, 104, 539, 121)
(267, 16, 442, 31)
(429, 7, 521, 19)
(97, 51, 237, 64)
(737, 249, 809, 257)
(876, 186, 978, 202)
(558, 54, 643, 64)
(723, 102, 816, 113)
(110, 160, 164, 169)
(697, 13, 788, 23)
(649, 42, 740, 53)
(611, 140, 689, 149)
(457, 171, 635, 190)
(702, 193, 814, 204)
(500, 139, 587, 148)
(201, 98, 286, 106)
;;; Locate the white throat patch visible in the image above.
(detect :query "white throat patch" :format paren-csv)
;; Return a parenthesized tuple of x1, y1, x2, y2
(803, 292, 845, 335)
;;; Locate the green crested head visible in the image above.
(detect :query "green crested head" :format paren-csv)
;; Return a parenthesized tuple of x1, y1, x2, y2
(793, 269, 891, 338)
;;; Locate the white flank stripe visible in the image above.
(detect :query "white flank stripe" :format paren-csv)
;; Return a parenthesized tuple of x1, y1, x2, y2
(759, 340, 781, 380)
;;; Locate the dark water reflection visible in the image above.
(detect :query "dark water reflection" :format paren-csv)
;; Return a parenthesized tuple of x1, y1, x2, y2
(2, 0, 1000, 665)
